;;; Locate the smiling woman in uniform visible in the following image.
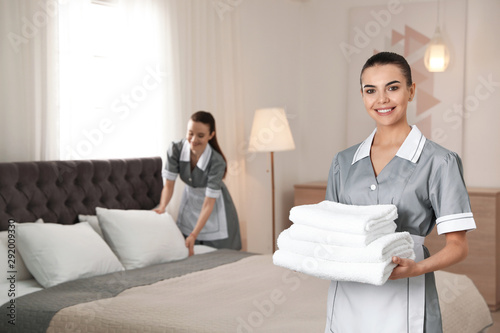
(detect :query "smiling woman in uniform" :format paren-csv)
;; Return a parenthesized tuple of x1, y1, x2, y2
(154, 111, 241, 255)
(324, 52, 476, 333)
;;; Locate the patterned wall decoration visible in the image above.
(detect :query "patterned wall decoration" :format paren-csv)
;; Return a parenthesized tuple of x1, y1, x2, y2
(343, 0, 466, 155)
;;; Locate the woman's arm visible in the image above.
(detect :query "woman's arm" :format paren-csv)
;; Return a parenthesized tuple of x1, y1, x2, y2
(153, 179, 175, 214)
(389, 230, 468, 280)
(185, 196, 217, 256)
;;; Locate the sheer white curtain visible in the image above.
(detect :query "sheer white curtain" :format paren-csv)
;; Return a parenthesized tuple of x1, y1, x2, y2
(163, 0, 247, 247)
(58, 0, 179, 160)
(0, 0, 59, 162)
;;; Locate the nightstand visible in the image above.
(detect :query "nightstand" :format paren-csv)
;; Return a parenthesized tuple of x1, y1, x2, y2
(293, 181, 327, 206)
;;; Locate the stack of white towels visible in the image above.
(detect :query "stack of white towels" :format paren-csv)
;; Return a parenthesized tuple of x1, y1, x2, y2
(273, 200, 415, 286)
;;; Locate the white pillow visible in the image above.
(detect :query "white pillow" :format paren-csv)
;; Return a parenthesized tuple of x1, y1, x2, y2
(78, 214, 103, 238)
(96, 207, 188, 270)
(17, 222, 124, 288)
(0, 219, 43, 281)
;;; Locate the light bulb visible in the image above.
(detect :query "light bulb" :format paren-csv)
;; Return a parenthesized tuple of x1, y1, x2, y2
(424, 27, 450, 72)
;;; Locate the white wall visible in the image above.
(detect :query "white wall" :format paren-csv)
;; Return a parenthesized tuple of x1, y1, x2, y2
(240, 0, 357, 253)
(462, 0, 500, 187)
(239, 0, 303, 253)
(239, 0, 500, 254)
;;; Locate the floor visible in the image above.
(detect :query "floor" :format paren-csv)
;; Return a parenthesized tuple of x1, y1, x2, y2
(489, 311, 500, 332)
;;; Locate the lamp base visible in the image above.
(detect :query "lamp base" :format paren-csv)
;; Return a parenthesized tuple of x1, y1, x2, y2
(270, 151, 276, 253)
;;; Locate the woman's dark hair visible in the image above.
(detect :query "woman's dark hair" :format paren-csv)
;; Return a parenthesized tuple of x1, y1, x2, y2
(191, 110, 227, 178)
(360, 52, 413, 88)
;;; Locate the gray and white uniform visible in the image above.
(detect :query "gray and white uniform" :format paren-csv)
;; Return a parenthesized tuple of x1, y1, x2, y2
(163, 139, 241, 250)
(324, 126, 476, 333)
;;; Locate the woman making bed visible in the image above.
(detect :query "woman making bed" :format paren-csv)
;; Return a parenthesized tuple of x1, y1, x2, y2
(324, 52, 476, 332)
(154, 111, 241, 255)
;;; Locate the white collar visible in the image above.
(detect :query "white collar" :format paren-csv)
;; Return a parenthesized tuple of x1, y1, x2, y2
(351, 125, 426, 165)
(180, 139, 213, 171)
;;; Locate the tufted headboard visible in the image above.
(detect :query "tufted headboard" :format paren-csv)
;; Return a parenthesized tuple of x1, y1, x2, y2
(0, 157, 164, 231)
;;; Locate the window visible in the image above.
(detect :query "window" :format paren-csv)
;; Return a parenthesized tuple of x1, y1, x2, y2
(59, 0, 168, 160)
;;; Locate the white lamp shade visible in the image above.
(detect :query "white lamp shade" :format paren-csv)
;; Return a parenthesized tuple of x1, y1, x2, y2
(248, 108, 295, 152)
(424, 27, 450, 72)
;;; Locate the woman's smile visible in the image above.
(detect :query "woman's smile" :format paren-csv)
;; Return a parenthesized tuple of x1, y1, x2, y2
(374, 107, 396, 115)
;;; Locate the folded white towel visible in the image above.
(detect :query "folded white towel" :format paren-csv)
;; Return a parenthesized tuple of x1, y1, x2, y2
(288, 223, 397, 248)
(278, 229, 415, 263)
(273, 249, 396, 286)
(289, 201, 398, 234)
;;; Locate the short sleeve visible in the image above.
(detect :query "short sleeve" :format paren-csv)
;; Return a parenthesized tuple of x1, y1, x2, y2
(325, 154, 340, 202)
(162, 141, 180, 181)
(429, 152, 476, 234)
(205, 153, 225, 198)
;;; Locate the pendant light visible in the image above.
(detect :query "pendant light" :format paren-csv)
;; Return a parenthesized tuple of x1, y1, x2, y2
(424, 0, 450, 72)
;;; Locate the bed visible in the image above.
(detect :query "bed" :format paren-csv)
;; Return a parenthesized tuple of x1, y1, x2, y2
(0, 157, 493, 332)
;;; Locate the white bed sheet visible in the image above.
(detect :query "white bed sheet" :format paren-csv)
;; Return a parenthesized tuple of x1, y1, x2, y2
(0, 279, 44, 306)
(193, 244, 217, 255)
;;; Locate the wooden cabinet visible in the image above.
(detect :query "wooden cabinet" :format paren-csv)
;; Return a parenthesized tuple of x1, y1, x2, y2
(425, 188, 500, 311)
(293, 182, 500, 310)
(294, 181, 328, 206)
